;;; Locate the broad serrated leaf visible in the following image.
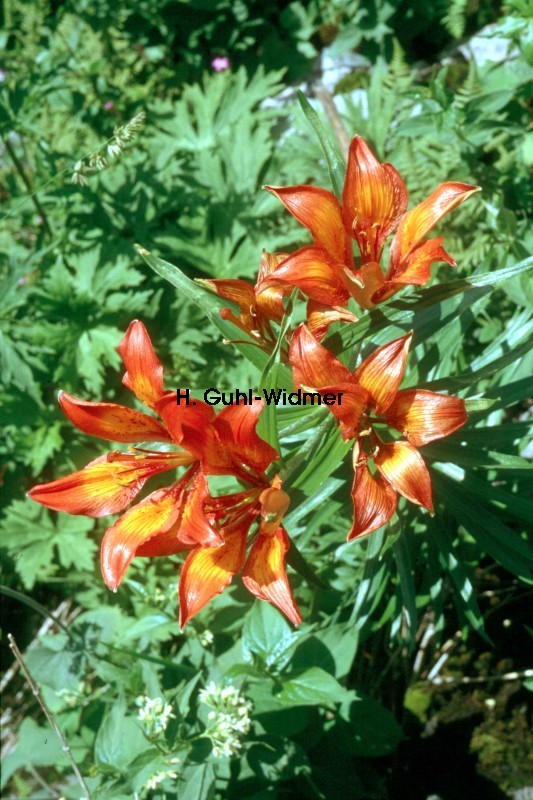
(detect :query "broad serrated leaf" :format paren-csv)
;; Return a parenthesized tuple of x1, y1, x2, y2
(0, 500, 95, 588)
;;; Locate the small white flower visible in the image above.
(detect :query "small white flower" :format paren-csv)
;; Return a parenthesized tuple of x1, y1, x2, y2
(145, 768, 178, 790)
(200, 630, 214, 646)
(135, 695, 175, 737)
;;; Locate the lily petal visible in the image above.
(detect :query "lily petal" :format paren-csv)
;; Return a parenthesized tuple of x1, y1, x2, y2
(27, 452, 181, 517)
(58, 391, 172, 443)
(117, 320, 164, 408)
(256, 249, 290, 285)
(242, 526, 301, 626)
(386, 237, 455, 287)
(100, 483, 186, 590)
(348, 457, 397, 539)
(389, 182, 480, 272)
(179, 524, 250, 627)
(178, 472, 224, 547)
(265, 185, 351, 264)
(136, 529, 192, 557)
(258, 246, 349, 307)
(306, 300, 358, 342)
(214, 399, 279, 475)
(310, 382, 368, 441)
(385, 389, 467, 446)
(154, 393, 216, 449)
(196, 278, 255, 313)
(342, 136, 408, 262)
(289, 324, 354, 389)
(355, 333, 412, 414)
(374, 439, 433, 512)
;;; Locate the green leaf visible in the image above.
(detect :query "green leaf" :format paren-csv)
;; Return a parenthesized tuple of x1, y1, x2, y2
(258, 288, 298, 452)
(480, 377, 533, 411)
(283, 477, 344, 527)
(424, 338, 533, 392)
(424, 441, 532, 470)
(25, 421, 64, 474)
(327, 256, 533, 357)
(130, 749, 175, 794)
(350, 528, 394, 633)
(177, 763, 216, 800)
(282, 415, 351, 493)
(311, 624, 359, 679)
(94, 700, 148, 772)
(296, 90, 345, 198)
(464, 397, 499, 412)
(76, 325, 122, 395)
(339, 692, 403, 757)
(242, 602, 297, 670)
(0, 329, 42, 404)
(0, 719, 67, 790)
(434, 473, 533, 583)
(435, 462, 533, 525)
(286, 538, 329, 589)
(275, 667, 348, 706)
(428, 517, 488, 639)
(393, 534, 418, 651)
(0, 500, 96, 589)
(247, 737, 310, 783)
(25, 639, 86, 692)
(447, 421, 532, 450)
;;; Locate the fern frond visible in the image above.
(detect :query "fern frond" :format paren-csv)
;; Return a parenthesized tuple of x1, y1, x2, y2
(454, 58, 481, 110)
(443, 0, 469, 38)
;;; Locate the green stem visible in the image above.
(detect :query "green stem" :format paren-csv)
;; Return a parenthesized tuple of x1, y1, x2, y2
(0, 584, 73, 638)
(3, 136, 53, 238)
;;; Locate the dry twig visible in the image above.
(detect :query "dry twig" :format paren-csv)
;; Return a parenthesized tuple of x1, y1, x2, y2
(7, 633, 91, 800)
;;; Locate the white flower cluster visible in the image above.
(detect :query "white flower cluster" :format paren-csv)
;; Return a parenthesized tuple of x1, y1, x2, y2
(145, 767, 179, 791)
(135, 695, 175, 738)
(198, 682, 253, 758)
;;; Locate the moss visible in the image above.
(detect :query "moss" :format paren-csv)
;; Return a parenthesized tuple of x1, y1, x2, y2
(471, 710, 533, 794)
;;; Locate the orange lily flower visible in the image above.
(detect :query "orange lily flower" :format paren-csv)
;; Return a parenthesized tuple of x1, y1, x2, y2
(289, 324, 467, 538)
(28, 321, 193, 518)
(29, 320, 301, 626)
(259, 135, 480, 309)
(197, 250, 289, 348)
(178, 476, 301, 627)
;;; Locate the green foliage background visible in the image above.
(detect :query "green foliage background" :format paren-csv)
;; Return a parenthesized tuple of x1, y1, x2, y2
(1, 0, 532, 798)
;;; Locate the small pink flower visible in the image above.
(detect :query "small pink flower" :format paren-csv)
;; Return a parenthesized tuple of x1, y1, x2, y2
(104, 101, 115, 111)
(211, 56, 230, 73)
